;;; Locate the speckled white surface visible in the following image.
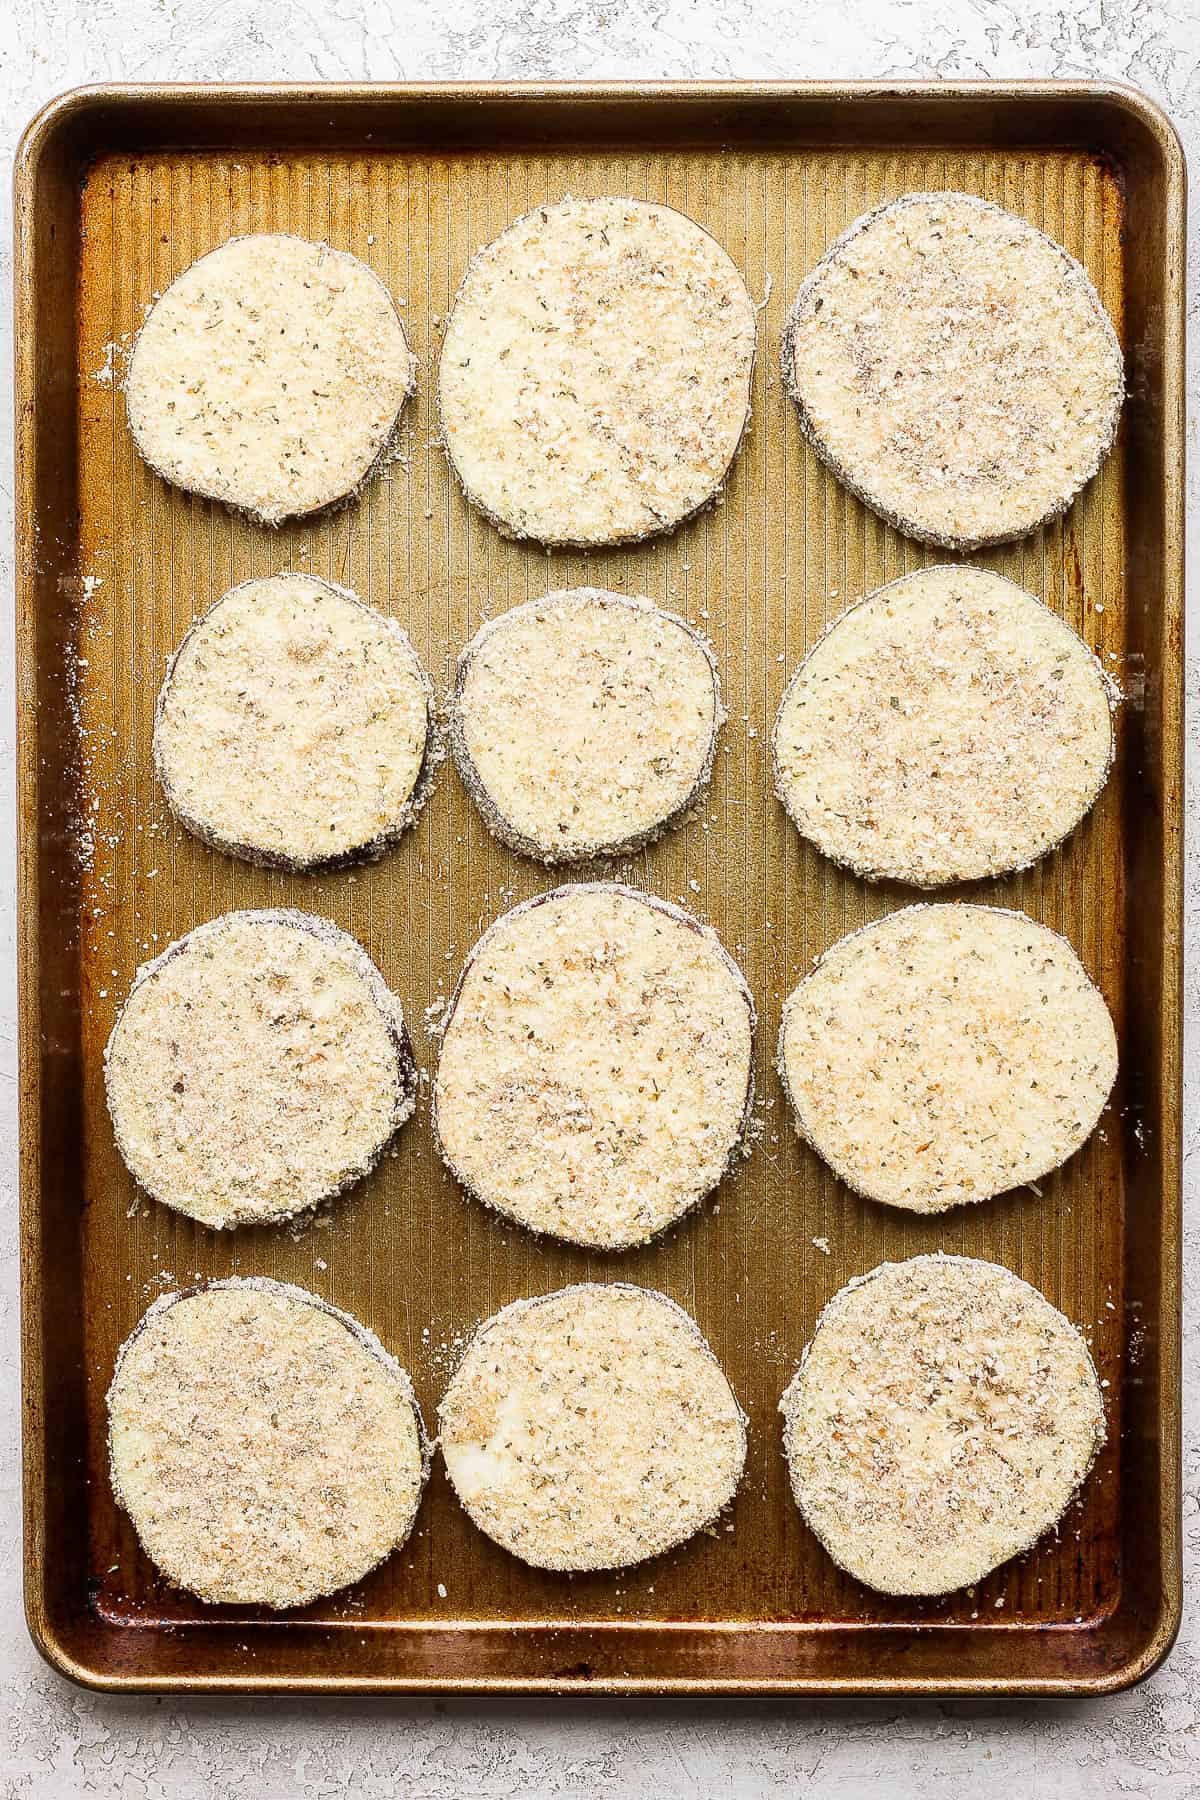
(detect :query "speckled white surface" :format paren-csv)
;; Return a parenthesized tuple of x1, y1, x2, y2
(1, 4, 1197, 1796)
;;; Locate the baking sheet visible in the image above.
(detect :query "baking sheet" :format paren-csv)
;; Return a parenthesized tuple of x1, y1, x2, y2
(16, 81, 1184, 1694)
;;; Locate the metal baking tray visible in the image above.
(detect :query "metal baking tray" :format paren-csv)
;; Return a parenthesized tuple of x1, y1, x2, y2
(15, 81, 1184, 1695)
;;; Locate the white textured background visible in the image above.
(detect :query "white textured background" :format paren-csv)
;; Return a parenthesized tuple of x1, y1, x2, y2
(1, 4, 1197, 1796)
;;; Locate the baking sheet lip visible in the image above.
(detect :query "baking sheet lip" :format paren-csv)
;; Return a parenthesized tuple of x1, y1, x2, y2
(19, 1639, 1183, 1703)
(14, 75, 1185, 1704)
(27, 1595, 1182, 1702)
(14, 66, 57, 1725)
(1153, 21, 1187, 1699)
(13, 75, 1189, 171)
(25, 1575, 1182, 1701)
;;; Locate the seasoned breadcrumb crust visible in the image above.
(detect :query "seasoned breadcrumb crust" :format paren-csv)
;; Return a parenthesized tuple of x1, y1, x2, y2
(154, 572, 437, 872)
(126, 233, 417, 525)
(434, 884, 755, 1250)
(437, 196, 757, 547)
(439, 1282, 747, 1571)
(105, 909, 416, 1229)
(781, 192, 1124, 550)
(108, 1278, 429, 1609)
(777, 904, 1117, 1214)
(780, 1254, 1106, 1596)
(449, 588, 724, 863)
(772, 565, 1115, 886)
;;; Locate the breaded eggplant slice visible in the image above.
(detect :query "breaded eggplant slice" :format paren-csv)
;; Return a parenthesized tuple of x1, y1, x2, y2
(126, 233, 416, 523)
(450, 588, 723, 862)
(773, 564, 1114, 885)
(438, 196, 756, 546)
(777, 904, 1117, 1213)
(434, 884, 755, 1249)
(780, 1254, 1105, 1596)
(105, 909, 415, 1229)
(154, 572, 434, 871)
(440, 1283, 746, 1571)
(108, 1278, 429, 1609)
(782, 192, 1123, 549)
